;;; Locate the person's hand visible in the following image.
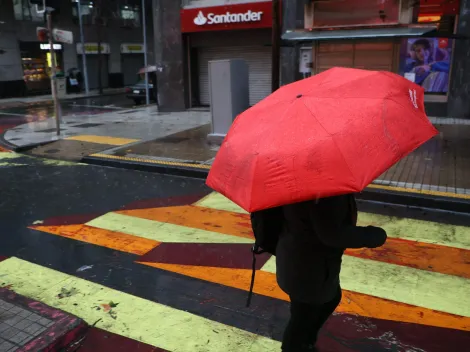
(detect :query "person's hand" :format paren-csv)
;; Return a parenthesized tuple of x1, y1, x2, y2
(365, 226, 387, 248)
(416, 65, 431, 75)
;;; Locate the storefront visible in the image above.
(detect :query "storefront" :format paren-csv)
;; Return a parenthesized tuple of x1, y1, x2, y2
(76, 43, 110, 90)
(121, 43, 145, 86)
(285, 0, 460, 114)
(19, 41, 64, 94)
(180, 1, 274, 107)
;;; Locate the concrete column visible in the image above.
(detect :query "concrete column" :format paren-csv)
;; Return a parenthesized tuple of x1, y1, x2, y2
(448, 0, 470, 118)
(153, 0, 186, 111)
(0, 0, 24, 97)
(280, 0, 304, 86)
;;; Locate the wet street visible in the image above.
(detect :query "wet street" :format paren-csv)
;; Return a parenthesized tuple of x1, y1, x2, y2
(0, 94, 134, 134)
(0, 150, 469, 351)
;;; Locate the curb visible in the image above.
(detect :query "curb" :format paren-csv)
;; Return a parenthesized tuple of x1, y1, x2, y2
(82, 154, 210, 179)
(0, 131, 57, 152)
(0, 287, 88, 351)
(358, 186, 470, 214)
(82, 153, 470, 214)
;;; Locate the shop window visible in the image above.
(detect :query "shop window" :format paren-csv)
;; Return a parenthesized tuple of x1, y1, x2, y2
(71, 0, 95, 24)
(13, 0, 45, 22)
(398, 38, 453, 94)
(311, 0, 400, 28)
(120, 4, 141, 27)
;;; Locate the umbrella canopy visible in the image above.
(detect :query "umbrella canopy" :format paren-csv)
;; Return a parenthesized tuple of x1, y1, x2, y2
(206, 67, 438, 212)
(138, 65, 162, 74)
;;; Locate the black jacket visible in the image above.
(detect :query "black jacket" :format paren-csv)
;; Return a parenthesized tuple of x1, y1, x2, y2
(275, 194, 386, 304)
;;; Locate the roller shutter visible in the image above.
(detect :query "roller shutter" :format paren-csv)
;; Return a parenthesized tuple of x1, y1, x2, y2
(198, 46, 271, 106)
(316, 41, 395, 73)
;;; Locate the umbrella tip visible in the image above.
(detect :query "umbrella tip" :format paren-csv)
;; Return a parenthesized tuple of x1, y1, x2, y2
(296, 94, 303, 98)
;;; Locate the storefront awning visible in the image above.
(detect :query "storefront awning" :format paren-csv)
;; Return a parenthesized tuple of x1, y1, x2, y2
(282, 26, 438, 42)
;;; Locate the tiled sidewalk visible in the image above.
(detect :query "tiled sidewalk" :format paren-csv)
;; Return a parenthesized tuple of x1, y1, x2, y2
(376, 124, 470, 195)
(0, 288, 87, 351)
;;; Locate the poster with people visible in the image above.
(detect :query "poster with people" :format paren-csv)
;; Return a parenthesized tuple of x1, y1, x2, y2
(399, 38, 453, 93)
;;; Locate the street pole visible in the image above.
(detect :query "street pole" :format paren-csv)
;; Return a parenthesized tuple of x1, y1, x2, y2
(271, 0, 281, 92)
(142, 0, 150, 105)
(77, 0, 89, 94)
(46, 11, 61, 136)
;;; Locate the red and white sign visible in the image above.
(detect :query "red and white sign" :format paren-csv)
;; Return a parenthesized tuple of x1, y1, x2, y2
(52, 29, 74, 44)
(181, 1, 273, 33)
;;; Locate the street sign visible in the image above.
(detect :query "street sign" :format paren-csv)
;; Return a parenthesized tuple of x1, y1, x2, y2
(52, 28, 73, 44)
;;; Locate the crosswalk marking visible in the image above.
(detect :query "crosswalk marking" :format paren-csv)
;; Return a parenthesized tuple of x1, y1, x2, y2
(198, 193, 470, 250)
(260, 255, 470, 317)
(32, 224, 159, 255)
(116, 205, 254, 239)
(0, 257, 281, 352)
(86, 212, 253, 244)
(143, 262, 470, 332)
(29, 191, 470, 332)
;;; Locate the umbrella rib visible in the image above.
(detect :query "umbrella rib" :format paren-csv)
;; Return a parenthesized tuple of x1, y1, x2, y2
(300, 100, 358, 189)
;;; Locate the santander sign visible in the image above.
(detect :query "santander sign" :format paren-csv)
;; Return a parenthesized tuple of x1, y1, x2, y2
(193, 9, 264, 26)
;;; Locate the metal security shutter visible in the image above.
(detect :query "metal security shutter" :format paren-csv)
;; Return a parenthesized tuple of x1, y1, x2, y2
(122, 54, 144, 86)
(77, 55, 109, 89)
(198, 46, 271, 106)
(316, 41, 394, 74)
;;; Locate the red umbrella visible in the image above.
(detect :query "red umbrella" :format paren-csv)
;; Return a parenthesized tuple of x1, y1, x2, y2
(206, 67, 438, 212)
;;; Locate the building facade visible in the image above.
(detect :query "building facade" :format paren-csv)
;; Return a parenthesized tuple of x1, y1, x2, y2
(152, 0, 304, 111)
(0, 0, 153, 98)
(284, 0, 468, 118)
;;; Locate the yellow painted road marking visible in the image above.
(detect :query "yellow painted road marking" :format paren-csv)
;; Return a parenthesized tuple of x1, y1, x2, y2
(86, 212, 253, 244)
(261, 255, 470, 318)
(0, 152, 83, 166)
(358, 212, 470, 250)
(0, 258, 280, 352)
(65, 135, 139, 146)
(198, 193, 470, 250)
(197, 193, 247, 214)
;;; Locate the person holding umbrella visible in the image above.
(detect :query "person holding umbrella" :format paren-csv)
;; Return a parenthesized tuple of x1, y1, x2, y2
(206, 67, 439, 350)
(276, 195, 387, 351)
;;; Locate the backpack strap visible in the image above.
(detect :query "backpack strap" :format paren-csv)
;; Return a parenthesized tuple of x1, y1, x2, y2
(246, 244, 266, 307)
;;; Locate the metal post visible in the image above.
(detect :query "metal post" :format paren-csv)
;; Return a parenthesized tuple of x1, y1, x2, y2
(271, 0, 281, 92)
(77, 0, 89, 94)
(142, 0, 150, 105)
(47, 11, 61, 136)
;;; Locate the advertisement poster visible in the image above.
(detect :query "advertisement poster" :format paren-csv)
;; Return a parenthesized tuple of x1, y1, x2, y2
(399, 38, 453, 93)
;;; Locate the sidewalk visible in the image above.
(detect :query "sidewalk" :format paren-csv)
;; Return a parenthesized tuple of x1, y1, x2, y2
(0, 287, 87, 351)
(1, 106, 211, 161)
(0, 88, 125, 109)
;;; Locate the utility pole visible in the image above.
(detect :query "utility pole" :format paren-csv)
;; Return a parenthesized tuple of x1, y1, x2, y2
(271, 0, 281, 92)
(142, 0, 150, 105)
(46, 10, 61, 136)
(77, 0, 89, 94)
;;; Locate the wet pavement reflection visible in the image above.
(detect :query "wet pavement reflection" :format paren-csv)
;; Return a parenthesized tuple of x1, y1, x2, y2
(0, 94, 135, 133)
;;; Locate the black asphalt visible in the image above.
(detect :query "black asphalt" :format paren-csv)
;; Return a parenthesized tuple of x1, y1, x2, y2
(1, 153, 470, 351)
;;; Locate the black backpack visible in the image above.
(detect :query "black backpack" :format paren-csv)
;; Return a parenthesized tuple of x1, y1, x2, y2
(247, 206, 284, 307)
